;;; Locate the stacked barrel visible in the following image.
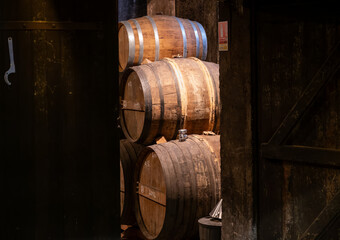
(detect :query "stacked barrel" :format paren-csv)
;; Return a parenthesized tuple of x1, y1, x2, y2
(119, 15, 221, 240)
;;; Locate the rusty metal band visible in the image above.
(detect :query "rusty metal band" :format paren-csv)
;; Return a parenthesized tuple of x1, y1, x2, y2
(131, 19, 144, 65)
(120, 21, 135, 67)
(196, 22, 208, 60)
(189, 20, 200, 58)
(175, 17, 187, 58)
(146, 16, 160, 61)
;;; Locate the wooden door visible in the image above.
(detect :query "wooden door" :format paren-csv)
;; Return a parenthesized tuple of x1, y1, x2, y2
(257, 2, 340, 239)
(0, 0, 119, 239)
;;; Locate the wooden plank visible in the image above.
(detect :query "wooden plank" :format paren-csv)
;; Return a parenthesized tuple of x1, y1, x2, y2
(121, 99, 145, 111)
(262, 144, 340, 168)
(299, 190, 340, 240)
(218, 1, 256, 239)
(257, 6, 340, 240)
(138, 183, 167, 206)
(268, 41, 340, 145)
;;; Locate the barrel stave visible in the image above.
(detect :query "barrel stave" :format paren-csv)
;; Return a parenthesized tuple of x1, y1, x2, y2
(156, 16, 183, 59)
(120, 140, 144, 225)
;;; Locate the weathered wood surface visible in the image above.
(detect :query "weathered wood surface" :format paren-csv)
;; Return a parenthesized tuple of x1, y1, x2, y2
(120, 140, 145, 225)
(147, 0, 175, 16)
(135, 135, 221, 240)
(120, 57, 220, 145)
(268, 41, 340, 145)
(175, 0, 218, 63)
(119, 0, 147, 22)
(118, 15, 208, 71)
(262, 145, 340, 168)
(257, 5, 340, 239)
(219, 1, 256, 240)
(0, 0, 119, 239)
(299, 190, 340, 240)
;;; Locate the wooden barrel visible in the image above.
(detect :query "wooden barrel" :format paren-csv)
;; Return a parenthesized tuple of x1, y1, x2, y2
(120, 140, 144, 225)
(120, 57, 220, 145)
(134, 135, 221, 240)
(118, 15, 208, 71)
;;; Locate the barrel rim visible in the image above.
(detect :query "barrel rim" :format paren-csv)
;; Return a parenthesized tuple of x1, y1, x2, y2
(118, 21, 135, 72)
(131, 19, 144, 65)
(195, 21, 208, 60)
(120, 67, 152, 143)
(120, 140, 136, 224)
(134, 146, 170, 240)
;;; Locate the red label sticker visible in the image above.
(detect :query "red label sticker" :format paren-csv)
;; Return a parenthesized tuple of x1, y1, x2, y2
(219, 21, 228, 51)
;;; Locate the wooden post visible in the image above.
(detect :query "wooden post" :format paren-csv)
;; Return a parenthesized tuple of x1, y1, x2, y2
(219, 1, 256, 239)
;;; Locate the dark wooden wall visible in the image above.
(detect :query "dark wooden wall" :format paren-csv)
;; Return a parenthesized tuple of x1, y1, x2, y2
(220, 0, 340, 239)
(257, 2, 340, 239)
(147, 0, 175, 16)
(0, 0, 119, 239)
(175, 0, 219, 63)
(119, 0, 147, 21)
(219, 1, 256, 239)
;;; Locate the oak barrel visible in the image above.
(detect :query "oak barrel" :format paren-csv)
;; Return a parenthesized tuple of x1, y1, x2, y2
(120, 57, 220, 145)
(120, 140, 144, 225)
(119, 15, 208, 71)
(134, 135, 221, 240)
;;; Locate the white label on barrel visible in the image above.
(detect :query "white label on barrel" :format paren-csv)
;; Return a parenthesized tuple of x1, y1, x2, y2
(149, 189, 156, 199)
(144, 160, 150, 168)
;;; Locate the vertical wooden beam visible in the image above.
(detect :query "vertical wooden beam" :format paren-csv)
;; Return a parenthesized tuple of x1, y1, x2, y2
(219, 1, 256, 239)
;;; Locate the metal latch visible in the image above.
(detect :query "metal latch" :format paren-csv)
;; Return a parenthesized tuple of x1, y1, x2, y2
(4, 37, 16, 85)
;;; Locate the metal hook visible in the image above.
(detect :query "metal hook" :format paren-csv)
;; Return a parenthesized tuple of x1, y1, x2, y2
(4, 37, 16, 86)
